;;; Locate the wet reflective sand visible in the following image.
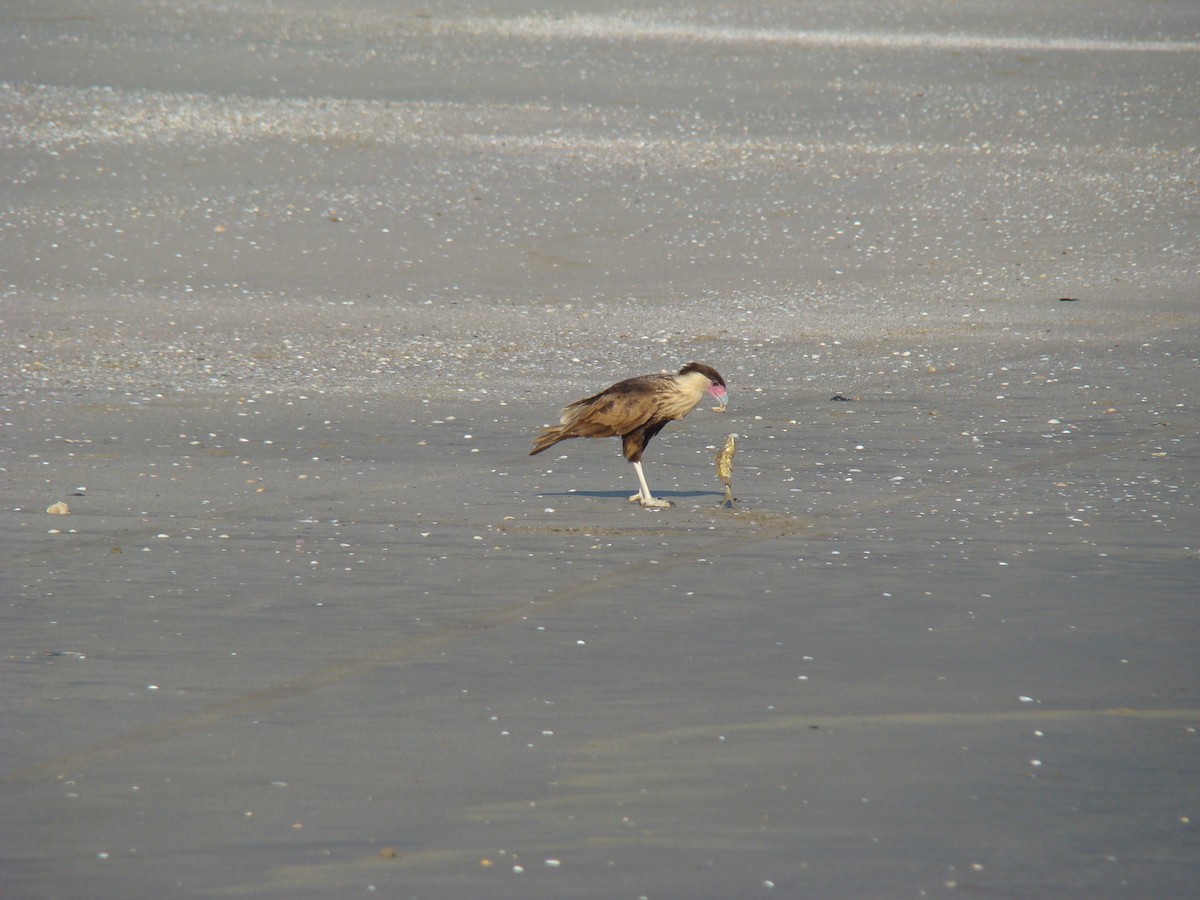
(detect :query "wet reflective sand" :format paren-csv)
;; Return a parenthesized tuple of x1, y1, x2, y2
(2, 2, 1198, 896)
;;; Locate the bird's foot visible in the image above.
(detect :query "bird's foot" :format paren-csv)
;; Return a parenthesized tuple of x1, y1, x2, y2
(639, 496, 673, 509)
(629, 491, 672, 508)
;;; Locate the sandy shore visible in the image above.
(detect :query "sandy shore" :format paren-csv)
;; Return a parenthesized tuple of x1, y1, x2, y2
(3, 2, 1198, 896)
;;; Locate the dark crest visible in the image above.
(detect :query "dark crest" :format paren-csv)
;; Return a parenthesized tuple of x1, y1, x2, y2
(678, 362, 726, 387)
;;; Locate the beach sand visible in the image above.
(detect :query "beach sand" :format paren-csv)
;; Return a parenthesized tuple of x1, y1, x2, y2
(2, 1, 1198, 896)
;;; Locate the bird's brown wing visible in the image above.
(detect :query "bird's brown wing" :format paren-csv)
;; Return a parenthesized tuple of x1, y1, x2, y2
(559, 374, 673, 438)
(529, 373, 681, 456)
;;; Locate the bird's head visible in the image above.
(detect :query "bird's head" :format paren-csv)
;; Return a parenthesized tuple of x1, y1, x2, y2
(680, 362, 728, 410)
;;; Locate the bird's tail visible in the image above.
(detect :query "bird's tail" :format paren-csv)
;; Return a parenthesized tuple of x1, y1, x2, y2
(529, 425, 572, 456)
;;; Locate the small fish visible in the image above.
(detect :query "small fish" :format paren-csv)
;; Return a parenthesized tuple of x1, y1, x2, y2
(715, 433, 738, 508)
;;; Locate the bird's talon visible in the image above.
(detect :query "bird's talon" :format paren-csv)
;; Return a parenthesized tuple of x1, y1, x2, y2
(640, 498, 673, 509)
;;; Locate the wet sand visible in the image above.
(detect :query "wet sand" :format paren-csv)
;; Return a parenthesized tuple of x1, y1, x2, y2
(2, 2, 1198, 896)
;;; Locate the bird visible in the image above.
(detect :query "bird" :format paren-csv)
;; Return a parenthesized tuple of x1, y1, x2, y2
(715, 432, 738, 508)
(529, 362, 728, 508)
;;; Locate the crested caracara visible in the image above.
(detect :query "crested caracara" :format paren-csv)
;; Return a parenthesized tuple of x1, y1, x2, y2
(530, 362, 728, 508)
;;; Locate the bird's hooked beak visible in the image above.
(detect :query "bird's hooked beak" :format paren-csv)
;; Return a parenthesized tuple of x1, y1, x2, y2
(707, 382, 729, 412)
